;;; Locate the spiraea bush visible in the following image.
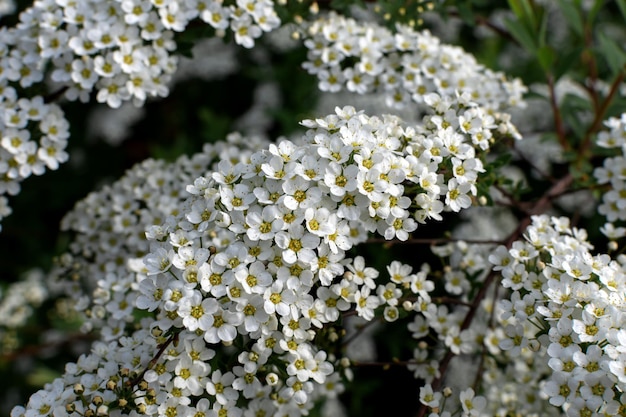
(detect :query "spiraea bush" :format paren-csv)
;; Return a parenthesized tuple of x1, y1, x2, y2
(1, 1, 626, 417)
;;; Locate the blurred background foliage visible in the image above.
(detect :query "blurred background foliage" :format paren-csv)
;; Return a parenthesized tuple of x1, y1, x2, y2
(0, 0, 625, 415)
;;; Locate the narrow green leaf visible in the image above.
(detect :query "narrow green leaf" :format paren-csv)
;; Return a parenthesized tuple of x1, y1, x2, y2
(507, 0, 525, 18)
(617, 0, 626, 21)
(538, 7, 549, 47)
(456, 1, 476, 26)
(504, 17, 537, 53)
(560, 93, 592, 139)
(588, 0, 608, 24)
(520, 0, 538, 28)
(537, 45, 556, 71)
(597, 31, 626, 75)
(554, 47, 583, 80)
(556, 0, 584, 36)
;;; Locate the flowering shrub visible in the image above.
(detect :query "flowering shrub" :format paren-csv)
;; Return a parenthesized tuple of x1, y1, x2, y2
(2, 1, 626, 417)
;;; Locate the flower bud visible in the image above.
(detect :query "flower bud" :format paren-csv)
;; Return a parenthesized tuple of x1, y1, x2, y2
(266, 372, 279, 386)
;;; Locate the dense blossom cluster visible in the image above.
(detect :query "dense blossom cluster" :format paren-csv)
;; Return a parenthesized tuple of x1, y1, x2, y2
(1, 0, 280, 105)
(9, 2, 626, 417)
(593, 113, 626, 227)
(301, 13, 527, 113)
(0, 94, 69, 229)
(0, 0, 282, 228)
(51, 132, 269, 335)
(493, 214, 626, 416)
(11, 94, 516, 416)
(0, 269, 48, 354)
(129, 101, 507, 416)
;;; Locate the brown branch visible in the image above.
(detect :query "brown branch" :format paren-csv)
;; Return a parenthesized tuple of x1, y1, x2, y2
(446, 10, 517, 43)
(547, 73, 570, 152)
(578, 71, 625, 159)
(581, 23, 600, 116)
(127, 330, 180, 388)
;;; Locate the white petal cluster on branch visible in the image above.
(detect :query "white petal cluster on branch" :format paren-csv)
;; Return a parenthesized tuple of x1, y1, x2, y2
(301, 12, 527, 113)
(12, 95, 514, 416)
(494, 214, 626, 416)
(51, 132, 270, 334)
(594, 114, 626, 225)
(0, 0, 282, 228)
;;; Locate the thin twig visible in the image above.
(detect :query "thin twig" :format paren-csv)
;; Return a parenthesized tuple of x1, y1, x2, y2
(547, 73, 570, 152)
(578, 71, 625, 160)
(127, 330, 180, 387)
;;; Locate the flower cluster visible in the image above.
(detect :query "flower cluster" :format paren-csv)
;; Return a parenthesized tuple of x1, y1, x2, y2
(1, 0, 281, 106)
(126, 102, 509, 415)
(11, 96, 514, 416)
(0, 0, 283, 229)
(0, 269, 48, 353)
(593, 113, 626, 227)
(0, 0, 15, 18)
(301, 12, 527, 113)
(0, 94, 70, 227)
(493, 214, 626, 416)
(50, 132, 270, 336)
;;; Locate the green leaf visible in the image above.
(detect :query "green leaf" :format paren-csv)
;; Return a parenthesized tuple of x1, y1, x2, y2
(537, 45, 556, 71)
(504, 17, 537, 53)
(537, 6, 549, 47)
(587, 0, 608, 24)
(456, 1, 476, 26)
(507, 0, 526, 18)
(560, 93, 593, 140)
(520, 0, 537, 25)
(597, 31, 626, 75)
(507, 0, 541, 37)
(554, 47, 583, 80)
(617, 0, 626, 21)
(556, 0, 584, 36)
(492, 152, 513, 168)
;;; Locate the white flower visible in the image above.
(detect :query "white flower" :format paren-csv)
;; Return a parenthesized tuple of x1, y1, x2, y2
(274, 225, 320, 265)
(444, 178, 473, 212)
(459, 387, 486, 416)
(419, 384, 442, 408)
(231, 14, 262, 48)
(324, 162, 359, 197)
(143, 245, 174, 275)
(206, 370, 239, 405)
(178, 291, 219, 332)
(203, 306, 243, 344)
